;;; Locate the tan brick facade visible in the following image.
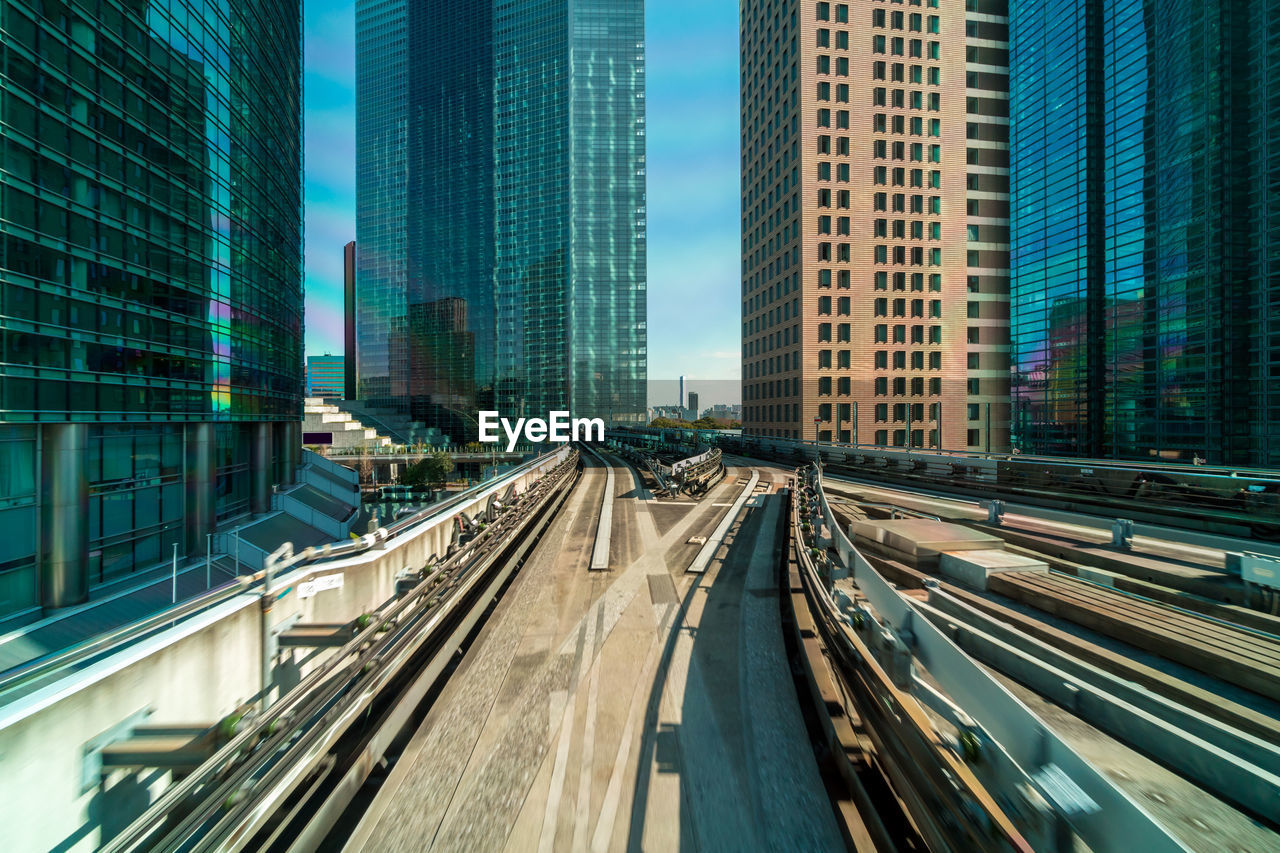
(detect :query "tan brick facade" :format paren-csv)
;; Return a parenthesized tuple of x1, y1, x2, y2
(741, 0, 1010, 451)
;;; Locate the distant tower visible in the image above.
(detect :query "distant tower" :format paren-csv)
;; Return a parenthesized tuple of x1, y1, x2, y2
(679, 375, 686, 409)
(688, 392, 700, 420)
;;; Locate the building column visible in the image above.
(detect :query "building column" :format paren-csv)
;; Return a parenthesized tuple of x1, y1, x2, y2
(251, 422, 272, 514)
(40, 423, 89, 609)
(185, 423, 215, 554)
(277, 421, 300, 486)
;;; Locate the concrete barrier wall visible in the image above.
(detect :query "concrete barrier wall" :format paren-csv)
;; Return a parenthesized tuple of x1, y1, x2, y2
(0, 448, 568, 852)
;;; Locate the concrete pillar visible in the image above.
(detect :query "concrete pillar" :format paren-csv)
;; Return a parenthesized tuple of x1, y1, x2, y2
(185, 423, 215, 554)
(251, 422, 272, 514)
(277, 421, 299, 486)
(40, 423, 89, 608)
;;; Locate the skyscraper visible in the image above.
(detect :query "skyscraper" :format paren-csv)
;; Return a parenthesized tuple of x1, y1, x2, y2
(1009, 0, 1280, 466)
(0, 0, 304, 616)
(307, 355, 346, 399)
(740, 0, 1011, 451)
(354, 0, 647, 442)
(344, 240, 357, 401)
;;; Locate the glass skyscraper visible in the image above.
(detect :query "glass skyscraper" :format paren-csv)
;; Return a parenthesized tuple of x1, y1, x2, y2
(0, 0, 304, 618)
(355, 0, 647, 442)
(1009, 0, 1280, 466)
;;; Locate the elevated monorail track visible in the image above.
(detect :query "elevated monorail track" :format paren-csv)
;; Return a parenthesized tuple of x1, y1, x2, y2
(101, 451, 583, 853)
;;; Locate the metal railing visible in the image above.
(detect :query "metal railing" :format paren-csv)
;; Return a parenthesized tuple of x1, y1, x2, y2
(101, 449, 581, 852)
(800, 463, 1190, 853)
(0, 448, 569, 704)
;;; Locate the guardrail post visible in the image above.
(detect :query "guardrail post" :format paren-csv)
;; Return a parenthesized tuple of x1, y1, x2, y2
(261, 542, 293, 710)
(986, 499, 1005, 524)
(1111, 518, 1134, 549)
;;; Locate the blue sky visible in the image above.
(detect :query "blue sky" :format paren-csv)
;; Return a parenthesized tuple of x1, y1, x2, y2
(301, 1, 742, 383)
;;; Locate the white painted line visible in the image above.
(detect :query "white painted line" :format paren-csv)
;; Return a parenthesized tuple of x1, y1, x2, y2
(572, 602, 604, 849)
(687, 470, 761, 574)
(589, 601, 677, 853)
(539, 607, 597, 853)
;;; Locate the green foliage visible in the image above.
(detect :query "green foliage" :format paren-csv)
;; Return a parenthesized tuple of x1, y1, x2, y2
(649, 417, 691, 429)
(399, 451, 455, 488)
(690, 416, 720, 429)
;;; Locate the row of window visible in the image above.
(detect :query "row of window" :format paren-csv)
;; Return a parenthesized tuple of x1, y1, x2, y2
(872, 141, 943, 162)
(869, 9, 940, 31)
(873, 350, 944, 370)
(871, 166, 942, 187)
(871, 298, 944, 317)
(871, 38, 941, 60)
(871, 324, 944, 343)
(872, 89, 942, 110)
(869, 115, 941, 136)
(870, 245, 944, 265)
(872, 220, 945, 239)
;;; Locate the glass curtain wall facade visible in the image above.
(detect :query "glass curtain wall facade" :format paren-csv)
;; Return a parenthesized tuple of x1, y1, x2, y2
(0, 0, 303, 619)
(1010, 0, 1280, 465)
(355, 0, 647, 440)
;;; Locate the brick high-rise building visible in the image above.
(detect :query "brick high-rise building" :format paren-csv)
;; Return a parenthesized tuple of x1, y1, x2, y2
(740, 0, 1010, 451)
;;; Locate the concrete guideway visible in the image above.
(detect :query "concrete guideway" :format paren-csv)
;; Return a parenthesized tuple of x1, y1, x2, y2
(579, 444, 615, 571)
(346, 460, 843, 852)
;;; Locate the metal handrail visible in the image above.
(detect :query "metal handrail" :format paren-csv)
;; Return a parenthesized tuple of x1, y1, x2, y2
(0, 448, 567, 702)
(100, 449, 580, 852)
(0, 574, 258, 700)
(803, 464, 1190, 853)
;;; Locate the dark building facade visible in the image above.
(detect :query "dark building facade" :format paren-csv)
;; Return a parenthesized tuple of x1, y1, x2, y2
(1010, 0, 1280, 465)
(344, 240, 356, 400)
(0, 0, 304, 619)
(354, 0, 647, 442)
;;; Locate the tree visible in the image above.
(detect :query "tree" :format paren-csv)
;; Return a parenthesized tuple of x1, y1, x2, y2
(399, 451, 454, 489)
(355, 448, 374, 485)
(649, 417, 691, 428)
(691, 416, 720, 430)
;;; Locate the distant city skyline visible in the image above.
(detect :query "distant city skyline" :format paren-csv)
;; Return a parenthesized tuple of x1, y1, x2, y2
(302, 0, 742, 382)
